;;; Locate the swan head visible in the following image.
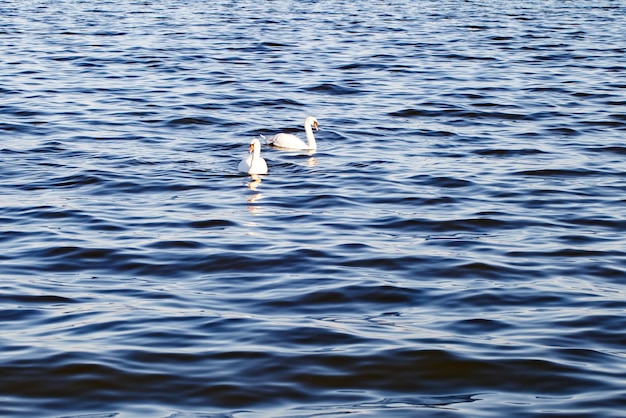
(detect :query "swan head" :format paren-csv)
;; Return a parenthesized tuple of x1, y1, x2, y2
(305, 116, 319, 131)
(249, 137, 262, 153)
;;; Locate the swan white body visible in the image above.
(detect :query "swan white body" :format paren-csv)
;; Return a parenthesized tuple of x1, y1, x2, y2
(263, 116, 319, 150)
(238, 138, 268, 175)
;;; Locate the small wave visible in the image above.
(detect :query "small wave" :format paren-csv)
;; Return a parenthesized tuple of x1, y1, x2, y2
(389, 107, 532, 121)
(305, 83, 364, 95)
(514, 168, 608, 177)
(257, 284, 422, 313)
(585, 146, 626, 155)
(367, 216, 515, 234)
(474, 148, 549, 157)
(231, 98, 302, 109)
(0, 294, 76, 304)
(166, 116, 229, 127)
(336, 62, 388, 71)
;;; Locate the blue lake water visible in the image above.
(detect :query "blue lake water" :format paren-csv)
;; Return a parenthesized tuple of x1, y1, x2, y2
(1, 0, 626, 416)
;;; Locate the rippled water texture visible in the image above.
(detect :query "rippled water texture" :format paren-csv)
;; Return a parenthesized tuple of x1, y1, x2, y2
(1, 0, 626, 416)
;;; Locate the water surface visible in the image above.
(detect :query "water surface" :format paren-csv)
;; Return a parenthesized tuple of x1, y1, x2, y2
(1, 1, 626, 416)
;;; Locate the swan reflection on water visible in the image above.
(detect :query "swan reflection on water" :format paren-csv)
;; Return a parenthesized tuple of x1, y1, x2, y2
(247, 175, 262, 191)
(245, 175, 264, 212)
(247, 191, 263, 204)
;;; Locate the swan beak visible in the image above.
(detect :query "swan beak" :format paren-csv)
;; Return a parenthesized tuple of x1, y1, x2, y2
(313, 121, 319, 131)
(248, 143, 255, 153)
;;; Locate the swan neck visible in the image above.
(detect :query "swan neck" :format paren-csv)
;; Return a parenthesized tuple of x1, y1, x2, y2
(252, 145, 261, 162)
(304, 122, 317, 149)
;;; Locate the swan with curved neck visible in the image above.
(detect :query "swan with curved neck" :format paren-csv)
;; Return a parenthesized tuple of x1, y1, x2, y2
(263, 116, 319, 150)
(238, 138, 268, 175)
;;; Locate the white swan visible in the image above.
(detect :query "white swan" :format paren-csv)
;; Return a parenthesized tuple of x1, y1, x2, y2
(238, 138, 268, 175)
(262, 116, 319, 150)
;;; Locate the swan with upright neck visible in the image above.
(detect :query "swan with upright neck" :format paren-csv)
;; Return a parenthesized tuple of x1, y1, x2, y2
(262, 116, 319, 150)
(238, 138, 268, 175)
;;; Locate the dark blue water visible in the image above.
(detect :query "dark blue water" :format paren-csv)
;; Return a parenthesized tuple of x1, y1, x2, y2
(2, 0, 626, 416)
